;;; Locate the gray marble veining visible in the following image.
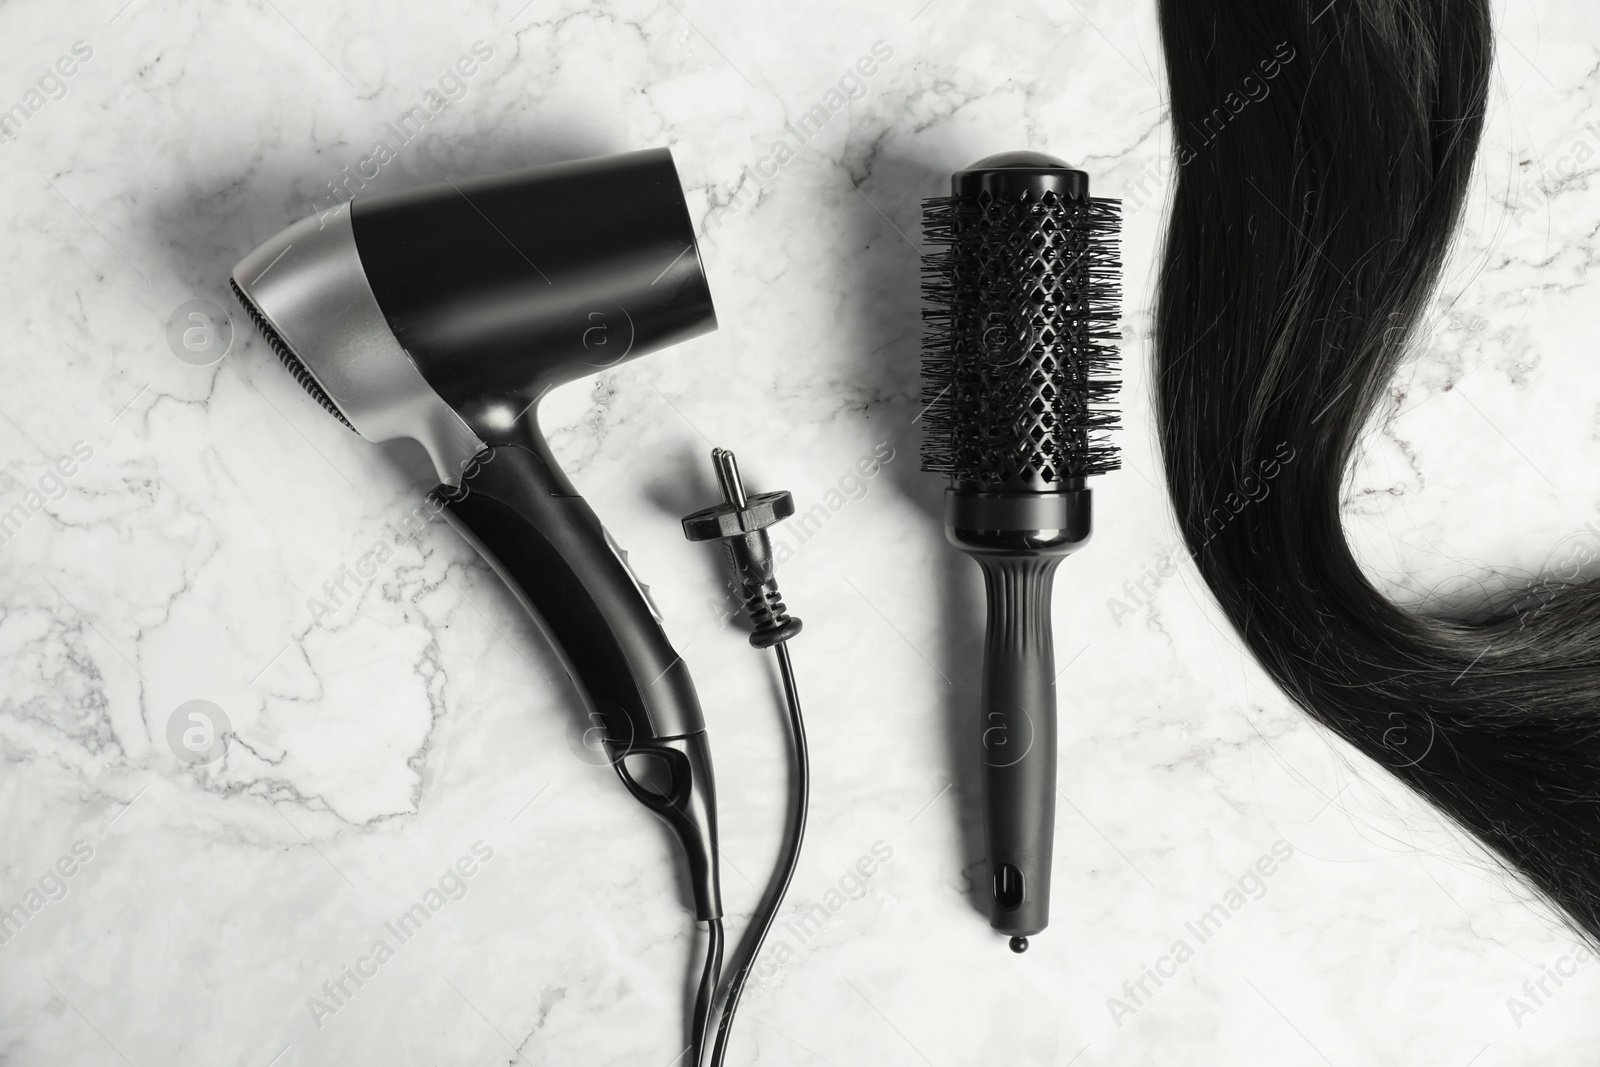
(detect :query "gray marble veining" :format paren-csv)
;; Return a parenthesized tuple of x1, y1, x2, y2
(1, 0, 1598, 1063)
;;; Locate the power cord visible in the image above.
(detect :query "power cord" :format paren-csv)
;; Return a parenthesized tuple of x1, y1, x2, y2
(682, 448, 810, 1067)
(691, 916, 724, 1061)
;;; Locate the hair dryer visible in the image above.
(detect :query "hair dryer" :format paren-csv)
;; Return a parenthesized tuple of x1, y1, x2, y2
(230, 148, 723, 923)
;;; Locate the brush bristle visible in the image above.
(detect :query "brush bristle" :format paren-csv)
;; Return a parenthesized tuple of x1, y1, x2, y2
(920, 190, 1121, 488)
(230, 277, 356, 432)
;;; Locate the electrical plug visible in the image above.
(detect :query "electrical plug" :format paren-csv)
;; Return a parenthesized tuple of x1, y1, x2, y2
(681, 448, 802, 648)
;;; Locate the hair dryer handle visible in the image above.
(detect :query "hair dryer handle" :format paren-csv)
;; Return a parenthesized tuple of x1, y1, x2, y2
(436, 443, 721, 920)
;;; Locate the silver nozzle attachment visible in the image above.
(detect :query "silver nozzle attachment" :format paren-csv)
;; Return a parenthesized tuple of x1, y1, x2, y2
(230, 208, 484, 485)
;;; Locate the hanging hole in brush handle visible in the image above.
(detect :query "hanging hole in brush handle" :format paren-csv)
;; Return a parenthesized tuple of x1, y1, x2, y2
(435, 441, 722, 921)
(993, 863, 1026, 910)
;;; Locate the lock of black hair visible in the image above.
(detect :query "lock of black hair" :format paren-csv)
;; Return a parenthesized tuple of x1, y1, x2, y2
(1154, 0, 1600, 942)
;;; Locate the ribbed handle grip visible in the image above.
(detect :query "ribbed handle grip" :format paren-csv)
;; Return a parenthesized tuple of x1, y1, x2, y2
(976, 554, 1062, 938)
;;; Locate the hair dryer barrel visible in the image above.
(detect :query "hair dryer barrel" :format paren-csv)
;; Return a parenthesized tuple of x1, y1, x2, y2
(231, 148, 716, 481)
(352, 148, 716, 441)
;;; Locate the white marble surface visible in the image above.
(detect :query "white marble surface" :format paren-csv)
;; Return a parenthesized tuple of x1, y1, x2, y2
(1, 0, 1598, 1064)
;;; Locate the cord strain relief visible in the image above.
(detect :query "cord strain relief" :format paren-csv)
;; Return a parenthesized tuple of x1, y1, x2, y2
(744, 584, 802, 648)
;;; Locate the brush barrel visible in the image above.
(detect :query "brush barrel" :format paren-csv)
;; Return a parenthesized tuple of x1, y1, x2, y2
(948, 488, 1091, 938)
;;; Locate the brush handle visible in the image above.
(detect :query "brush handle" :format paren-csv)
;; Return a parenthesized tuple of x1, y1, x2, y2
(947, 487, 1091, 943)
(976, 554, 1062, 938)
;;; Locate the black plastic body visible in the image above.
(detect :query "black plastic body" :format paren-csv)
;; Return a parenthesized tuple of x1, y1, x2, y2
(441, 445, 705, 740)
(926, 153, 1118, 942)
(951, 151, 1089, 201)
(338, 150, 723, 920)
(921, 151, 1119, 494)
(440, 445, 721, 920)
(351, 148, 717, 442)
(682, 487, 802, 648)
(611, 733, 722, 922)
(948, 487, 1091, 938)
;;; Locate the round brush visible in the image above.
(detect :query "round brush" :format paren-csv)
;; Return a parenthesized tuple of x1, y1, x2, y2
(920, 151, 1121, 949)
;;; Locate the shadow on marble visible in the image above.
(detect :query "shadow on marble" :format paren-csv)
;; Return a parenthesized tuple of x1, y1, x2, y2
(845, 151, 991, 923)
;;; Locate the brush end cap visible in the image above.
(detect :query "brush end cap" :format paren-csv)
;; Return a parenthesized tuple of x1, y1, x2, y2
(966, 150, 1073, 170)
(953, 151, 1088, 199)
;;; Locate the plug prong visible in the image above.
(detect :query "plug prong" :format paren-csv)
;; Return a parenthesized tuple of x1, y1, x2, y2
(711, 447, 747, 508)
